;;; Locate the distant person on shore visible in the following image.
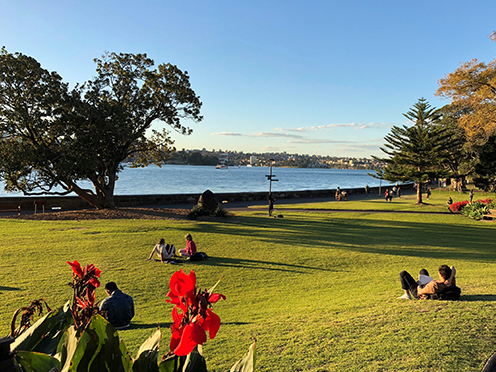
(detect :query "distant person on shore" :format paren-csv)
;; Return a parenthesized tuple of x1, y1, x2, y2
(147, 238, 176, 263)
(99, 282, 135, 329)
(397, 187, 401, 198)
(426, 187, 431, 200)
(365, 184, 369, 197)
(392, 186, 397, 196)
(398, 265, 458, 300)
(180, 233, 197, 257)
(268, 193, 275, 216)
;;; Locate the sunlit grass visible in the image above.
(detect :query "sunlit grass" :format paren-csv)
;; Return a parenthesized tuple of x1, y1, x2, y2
(1, 201, 496, 371)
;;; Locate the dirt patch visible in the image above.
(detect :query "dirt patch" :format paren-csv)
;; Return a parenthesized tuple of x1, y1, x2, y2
(6, 207, 190, 221)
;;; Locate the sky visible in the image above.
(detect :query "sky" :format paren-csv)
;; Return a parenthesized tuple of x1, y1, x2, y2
(1, 0, 496, 158)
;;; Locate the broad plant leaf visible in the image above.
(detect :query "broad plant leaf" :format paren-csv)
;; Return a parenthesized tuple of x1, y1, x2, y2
(60, 314, 132, 372)
(132, 328, 161, 372)
(229, 342, 256, 372)
(15, 350, 61, 372)
(11, 301, 71, 354)
(183, 345, 207, 372)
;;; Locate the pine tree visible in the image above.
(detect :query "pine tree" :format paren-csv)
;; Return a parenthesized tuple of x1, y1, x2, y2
(372, 98, 455, 204)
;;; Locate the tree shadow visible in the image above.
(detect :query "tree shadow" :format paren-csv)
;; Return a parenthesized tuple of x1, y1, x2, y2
(188, 256, 332, 274)
(0, 286, 21, 293)
(129, 322, 171, 330)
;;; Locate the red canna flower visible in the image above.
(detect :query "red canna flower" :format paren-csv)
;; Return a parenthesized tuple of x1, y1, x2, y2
(67, 260, 84, 278)
(166, 269, 226, 356)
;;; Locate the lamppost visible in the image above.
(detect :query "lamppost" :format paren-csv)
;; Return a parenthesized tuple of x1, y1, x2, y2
(266, 159, 278, 193)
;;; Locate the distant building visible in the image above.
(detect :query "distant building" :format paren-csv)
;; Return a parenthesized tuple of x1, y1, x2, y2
(250, 156, 257, 165)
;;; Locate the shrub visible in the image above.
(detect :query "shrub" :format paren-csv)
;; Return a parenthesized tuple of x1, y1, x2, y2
(187, 205, 228, 220)
(454, 199, 493, 220)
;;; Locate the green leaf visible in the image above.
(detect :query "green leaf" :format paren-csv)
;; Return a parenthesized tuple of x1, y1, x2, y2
(15, 350, 61, 372)
(182, 345, 207, 372)
(158, 354, 177, 372)
(229, 342, 256, 372)
(132, 328, 161, 372)
(60, 314, 132, 372)
(11, 301, 71, 354)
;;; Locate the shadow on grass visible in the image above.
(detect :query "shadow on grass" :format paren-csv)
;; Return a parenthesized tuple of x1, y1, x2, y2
(129, 322, 171, 330)
(0, 286, 21, 292)
(185, 256, 331, 274)
(185, 212, 496, 263)
(460, 295, 496, 302)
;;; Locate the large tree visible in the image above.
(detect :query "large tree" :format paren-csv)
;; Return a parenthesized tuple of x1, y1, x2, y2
(0, 49, 202, 208)
(436, 32, 496, 142)
(372, 98, 456, 204)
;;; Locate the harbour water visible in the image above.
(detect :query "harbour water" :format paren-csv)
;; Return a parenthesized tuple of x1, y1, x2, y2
(0, 165, 394, 197)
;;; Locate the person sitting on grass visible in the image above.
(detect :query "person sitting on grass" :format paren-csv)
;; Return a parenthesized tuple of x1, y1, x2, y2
(398, 265, 457, 300)
(179, 233, 197, 257)
(147, 238, 176, 263)
(99, 282, 135, 329)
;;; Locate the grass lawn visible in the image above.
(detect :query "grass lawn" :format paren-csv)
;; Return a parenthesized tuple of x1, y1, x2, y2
(1, 190, 496, 371)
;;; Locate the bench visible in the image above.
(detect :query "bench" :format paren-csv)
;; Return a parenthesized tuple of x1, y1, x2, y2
(33, 200, 45, 214)
(0, 204, 21, 216)
(483, 209, 496, 221)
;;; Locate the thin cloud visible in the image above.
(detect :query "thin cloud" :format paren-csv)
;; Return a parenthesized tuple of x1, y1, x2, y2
(276, 122, 393, 132)
(211, 132, 244, 136)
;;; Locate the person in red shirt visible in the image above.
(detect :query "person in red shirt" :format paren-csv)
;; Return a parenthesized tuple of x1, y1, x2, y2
(180, 233, 197, 257)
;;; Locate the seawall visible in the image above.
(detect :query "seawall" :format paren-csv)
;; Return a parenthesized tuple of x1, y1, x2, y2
(0, 183, 414, 212)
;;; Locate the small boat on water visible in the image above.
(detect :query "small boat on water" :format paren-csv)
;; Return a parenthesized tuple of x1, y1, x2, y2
(215, 165, 228, 169)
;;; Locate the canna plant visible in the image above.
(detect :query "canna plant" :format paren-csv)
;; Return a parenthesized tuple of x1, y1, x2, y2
(9, 264, 255, 372)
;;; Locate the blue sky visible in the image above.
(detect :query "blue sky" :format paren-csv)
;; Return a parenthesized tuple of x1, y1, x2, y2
(2, 0, 495, 157)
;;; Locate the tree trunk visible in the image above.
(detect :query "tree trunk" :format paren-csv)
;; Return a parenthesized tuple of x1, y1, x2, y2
(64, 180, 113, 209)
(416, 182, 423, 204)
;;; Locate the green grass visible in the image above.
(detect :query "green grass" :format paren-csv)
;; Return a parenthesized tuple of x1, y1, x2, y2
(2, 195, 496, 371)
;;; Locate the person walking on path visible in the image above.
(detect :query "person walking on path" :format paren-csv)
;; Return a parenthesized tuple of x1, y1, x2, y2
(365, 184, 369, 197)
(397, 187, 401, 198)
(426, 187, 432, 200)
(469, 189, 474, 203)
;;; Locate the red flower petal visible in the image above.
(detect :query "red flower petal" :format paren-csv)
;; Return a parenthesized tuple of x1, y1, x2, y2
(67, 260, 83, 278)
(87, 277, 100, 288)
(173, 323, 207, 356)
(86, 287, 95, 306)
(202, 309, 221, 339)
(169, 269, 196, 297)
(208, 293, 226, 304)
(170, 330, 181, 352)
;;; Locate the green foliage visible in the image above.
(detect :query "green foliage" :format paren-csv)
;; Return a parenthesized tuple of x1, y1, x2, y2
(474, 133, 496, 191)
(372, 98, 458, 203)
(0, 48, 202, 209)
(461, 201, 490, 220)
(187, 205, 228, 220)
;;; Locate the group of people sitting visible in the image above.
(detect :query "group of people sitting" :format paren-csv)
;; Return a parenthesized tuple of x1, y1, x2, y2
(147, 233, 197, 263)
(99, 233, 200, 329)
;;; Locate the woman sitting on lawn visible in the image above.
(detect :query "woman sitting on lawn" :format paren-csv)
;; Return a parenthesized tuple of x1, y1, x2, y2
(147, 238, 176, 263)
(180, 233, 197, 257)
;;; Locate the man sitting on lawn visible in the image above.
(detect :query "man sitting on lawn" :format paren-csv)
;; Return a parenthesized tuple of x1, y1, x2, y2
(99, 282, 135, 329)
(398, 265, 457, 300)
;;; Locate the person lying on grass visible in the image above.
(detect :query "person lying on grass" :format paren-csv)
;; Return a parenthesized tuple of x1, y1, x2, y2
(398, 265, 457, 300)
(147, 238, 176, 263)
